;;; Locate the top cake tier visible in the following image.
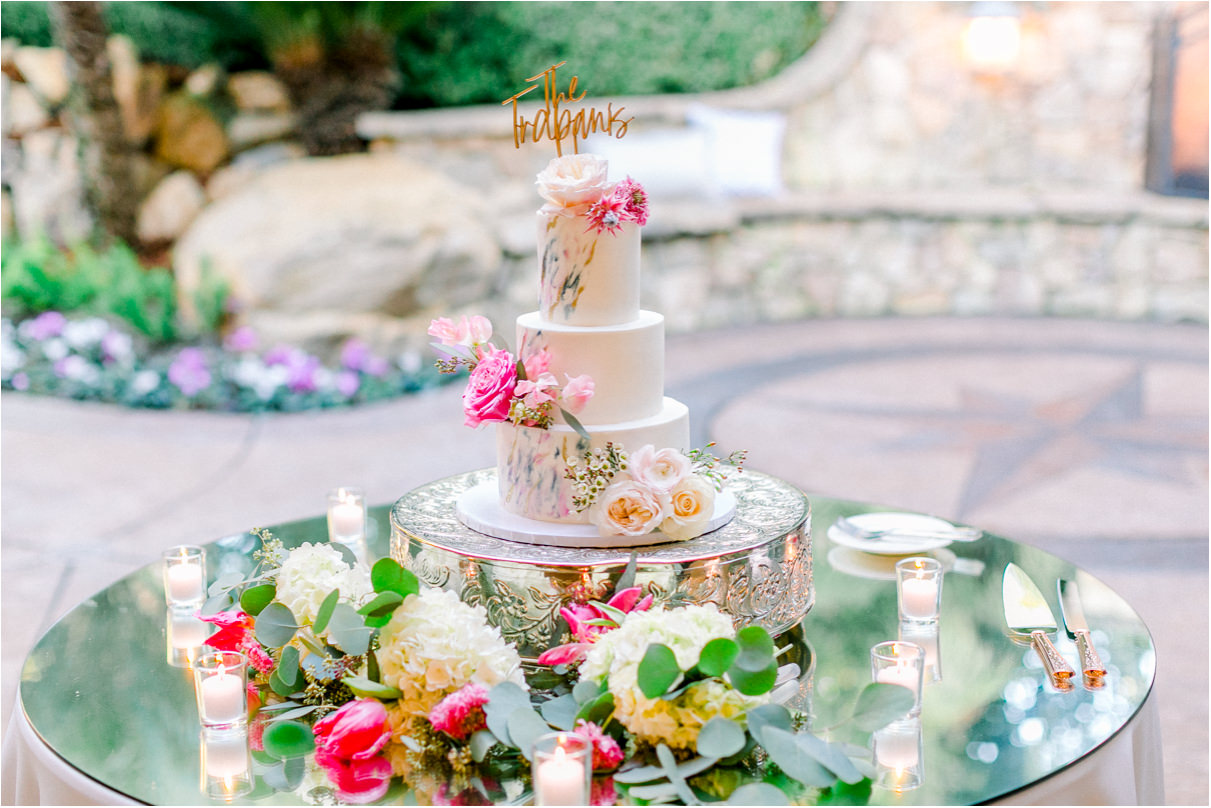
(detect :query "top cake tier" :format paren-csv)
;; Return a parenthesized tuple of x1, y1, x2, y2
(538, 216, 639, 326)
(533, 153, 648, 327)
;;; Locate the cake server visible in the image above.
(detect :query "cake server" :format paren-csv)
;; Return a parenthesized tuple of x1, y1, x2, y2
(1058, 579, 1107, 685)
(1002, 563, 1075, 687)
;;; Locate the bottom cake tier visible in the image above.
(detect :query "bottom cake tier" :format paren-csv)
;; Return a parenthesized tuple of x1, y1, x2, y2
(390, 468, 813, 661)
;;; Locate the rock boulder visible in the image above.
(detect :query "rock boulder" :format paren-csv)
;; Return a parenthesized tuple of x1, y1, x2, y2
(173, 153, 502, 351)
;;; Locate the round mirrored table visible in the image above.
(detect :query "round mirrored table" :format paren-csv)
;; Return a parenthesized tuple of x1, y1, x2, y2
(5, 495, 1161, 805)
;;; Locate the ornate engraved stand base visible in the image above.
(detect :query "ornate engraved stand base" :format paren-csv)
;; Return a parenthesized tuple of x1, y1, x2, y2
(390, 469, 813, 661)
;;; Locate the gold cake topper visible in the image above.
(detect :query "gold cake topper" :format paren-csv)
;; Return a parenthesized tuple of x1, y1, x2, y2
(501, 62, 633, 156)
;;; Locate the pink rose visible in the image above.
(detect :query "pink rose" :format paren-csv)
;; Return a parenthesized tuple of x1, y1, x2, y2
(560, 374, 595, 415)
(313, 699, 392, 761)
(429, 682, 490, 740)
(428, 317, 463, 346)
(428, 315, 493, 348)
(537, 154, 610, 213)
(628, 445, 691, 494)
(462, 349, 517, 427)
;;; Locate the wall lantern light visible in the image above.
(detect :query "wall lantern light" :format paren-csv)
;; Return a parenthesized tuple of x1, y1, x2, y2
(962, 1, 1023, 74)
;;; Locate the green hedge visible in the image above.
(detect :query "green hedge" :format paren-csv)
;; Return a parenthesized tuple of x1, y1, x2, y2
(2, 1, 823, 107)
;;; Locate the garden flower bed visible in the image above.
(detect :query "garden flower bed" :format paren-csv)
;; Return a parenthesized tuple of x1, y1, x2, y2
(1, 311, 446, 412)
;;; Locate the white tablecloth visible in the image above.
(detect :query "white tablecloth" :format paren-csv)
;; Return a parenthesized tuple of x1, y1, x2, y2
(2, 694, 1163, 806)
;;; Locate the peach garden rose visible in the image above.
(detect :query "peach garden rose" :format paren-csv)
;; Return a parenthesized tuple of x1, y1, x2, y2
(591, 478, 666, 536)
(536, 154, 611, 214)
(659, 474, 716, 541)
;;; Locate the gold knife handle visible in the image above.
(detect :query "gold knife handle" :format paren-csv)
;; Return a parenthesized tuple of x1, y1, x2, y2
(1073, 629, 1106, 682)
(1031, 630, 1075, 685)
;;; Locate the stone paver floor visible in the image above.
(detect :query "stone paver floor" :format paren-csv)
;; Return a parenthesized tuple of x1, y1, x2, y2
(2, 316, 1206, 804)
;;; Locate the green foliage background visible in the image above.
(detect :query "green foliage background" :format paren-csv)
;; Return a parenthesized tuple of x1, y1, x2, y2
(1, 1, 824, 107)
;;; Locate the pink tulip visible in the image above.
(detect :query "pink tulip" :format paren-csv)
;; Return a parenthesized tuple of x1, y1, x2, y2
(313, 699, 391, 761)
(536, 642, 593, 667)
(314, 748, 393, 804)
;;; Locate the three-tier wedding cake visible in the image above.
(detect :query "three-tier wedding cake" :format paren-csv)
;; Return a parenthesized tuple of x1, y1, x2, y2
(430, 154, 736, 548)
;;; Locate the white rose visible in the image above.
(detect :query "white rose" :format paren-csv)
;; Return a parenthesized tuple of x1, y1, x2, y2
(590, 479, 666, 536)
(660, 475, 717, 541)
(536, 154, 610, 212)
(629, 445, 691, 494)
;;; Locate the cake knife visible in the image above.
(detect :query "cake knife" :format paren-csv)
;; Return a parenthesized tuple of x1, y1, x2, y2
(1002, 563, 1075, 688)
(1058, 579, 1106, 686)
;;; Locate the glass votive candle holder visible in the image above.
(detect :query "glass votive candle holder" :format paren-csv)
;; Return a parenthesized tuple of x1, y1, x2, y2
(899, 620, 942, 683)
(873, 716, 924, 792)
(163, 545, 207, 607)
(167, 608, 211, 668)
(193, 651, 248, 730)
(327, 487, 366, 543)
(896, 557, 943, 623)
(871, 641, 924, 717)
(532, 731, 592, 806)
(199, 727, 253, 799)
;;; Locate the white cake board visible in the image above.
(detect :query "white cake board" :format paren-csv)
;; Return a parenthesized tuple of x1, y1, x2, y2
(456, 481, 737, 548)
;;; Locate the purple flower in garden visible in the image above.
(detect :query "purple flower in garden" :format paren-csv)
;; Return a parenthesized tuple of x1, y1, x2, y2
(11, 372, 28, 390)
(264, 344, 293, 366)
(336, 370, 361, 398)
(340, 339, 371, 371)
(283, 351, 321, 393)
(101, 331, 132, 364)
(26, 311, 66, 341)
(223, 326, 259, 353)
(168, 348, 211, 397)
(363, 356, 389, 377)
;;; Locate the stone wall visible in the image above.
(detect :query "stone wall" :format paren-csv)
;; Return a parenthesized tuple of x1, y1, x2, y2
(3, 2, 1206, 360)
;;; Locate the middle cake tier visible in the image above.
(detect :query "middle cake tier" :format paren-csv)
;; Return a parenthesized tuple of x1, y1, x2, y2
(517, 309, 666, 425)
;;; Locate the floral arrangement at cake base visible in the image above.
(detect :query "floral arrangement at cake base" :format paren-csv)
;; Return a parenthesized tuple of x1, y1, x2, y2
(200, 533, 912, 804)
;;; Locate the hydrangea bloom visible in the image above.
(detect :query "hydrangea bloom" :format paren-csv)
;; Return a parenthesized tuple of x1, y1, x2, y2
(376, 589, 524, 722)
(274, 543, 373, 630)
(580, 604, 767, 751)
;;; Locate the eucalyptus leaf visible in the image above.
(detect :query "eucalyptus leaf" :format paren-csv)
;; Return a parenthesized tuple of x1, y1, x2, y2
(627, 782, 682, 801)
(562, 409, 592, 442)
(343, 675, 402, 700)
(312, 589, 340, 634)
(268, 668, 294, 698)
(539, 693, 579, 731)
(330, 542, 358, 566)
(258, 761, 289, 791)
(613, 754, 719, 784)
(638, 643, 681, 699)
(760, 726, 836, 788)
(850, 683, 916, 731)
(297, 632, 330, 659)
(572, 679, 602, 704)
(327, 603, 373, 656)
(469, 729, 497, 763)
(697, 716, 746, 758)
(746, 703, 794, 741)
(281, 756, 306, 791)
(726, 660, 778, 696)
(791, 731, 864, 784)
(239, 583, 276, 616)
(357, 590, 404, 618)
(254, 700, 301, 713)
(573, 690, 615, 726)
(734, 625, 776, 671)
(506, 705, 552, 760)
(272, 704, 319, 721)
(300, 650, 329, 680)
(254, 602, 298, 648)
(697, 637, 739, 677)
(655, 743, 699, 805)
(615, 552, 638, 592)
(277, 646, 301, 689)
(200, 590, 234, 616)
(726, 783, 791, 805)
(209, 571, 244, 595)
(263, 721, 315, 760)
(484, 682, 530, 747)
(372, 557, 420, 598)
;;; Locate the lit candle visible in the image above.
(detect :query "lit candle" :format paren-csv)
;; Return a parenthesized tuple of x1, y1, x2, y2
(163, 545, 206, 607)
(171, 611, 208, 649)
(900, 577, 939, 620)
(328, 488, 365, 541)
(877, 661, 918, 692)
(871, 641, 924, 718)
(536, 746, 587, 806)
(200, 665, 245, 724)
(203, 732, 249, 778)
(874, 724, 920, 769)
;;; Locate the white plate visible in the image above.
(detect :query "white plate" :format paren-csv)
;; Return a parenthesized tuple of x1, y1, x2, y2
(827, 512, 960, 555)
(827, 546, 958, 581)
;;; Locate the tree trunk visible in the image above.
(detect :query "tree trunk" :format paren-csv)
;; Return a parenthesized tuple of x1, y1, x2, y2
(49, 1, 139, 248)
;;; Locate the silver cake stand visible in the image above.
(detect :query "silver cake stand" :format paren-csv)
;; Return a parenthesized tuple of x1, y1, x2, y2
(390, 469, 813, 661)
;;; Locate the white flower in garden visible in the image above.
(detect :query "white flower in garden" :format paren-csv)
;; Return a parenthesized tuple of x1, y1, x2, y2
(130, 370, 161, 396)
(56, 354, 101, 385)
(41, 338, 68, 361)
(63, 317, 110, 349)
(580, 604, 766, 751)
(377, 588, 525, 721)
(230, 357, 288, 400)
(101, 330, 133, 363)
(274, 542, 373, 629)
(1, 341, 25, 374)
